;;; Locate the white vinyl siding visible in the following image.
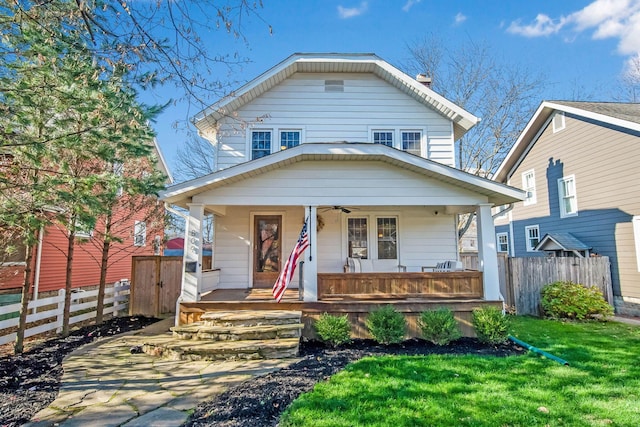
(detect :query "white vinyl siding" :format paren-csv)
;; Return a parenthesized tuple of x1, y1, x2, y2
(134, 221, 146, 246)
(558, 175, 578, 217)
(496, 232, 509, 253)
(215, 73, 455, 169)
(522, 170, 536, 206)
(525, 225, 540, 252)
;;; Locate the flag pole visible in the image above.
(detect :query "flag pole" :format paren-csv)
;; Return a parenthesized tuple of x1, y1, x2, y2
(308, 206, 312, 261)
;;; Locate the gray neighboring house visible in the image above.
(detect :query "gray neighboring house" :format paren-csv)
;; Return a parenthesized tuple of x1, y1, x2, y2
(494, 100, 640, 316)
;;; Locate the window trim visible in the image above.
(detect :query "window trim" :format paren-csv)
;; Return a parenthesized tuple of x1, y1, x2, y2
(278, 129, 302, 151)
(400, 129, 423, 157)
(345, 214, 400, 260)
(552, 111, 566, 133)
(372, 129, 394, 148)
(250, 129, 273, 160)
(522, 169, 536, 206)
(496, 232, 509, 253)
(634, 216, 640, 272)
(558, 175, 578, 218)
(134, 220, 147, 247)
(525, 225, 540, 252)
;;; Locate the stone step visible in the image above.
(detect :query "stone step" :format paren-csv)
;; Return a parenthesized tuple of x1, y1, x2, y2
(200, 310, 302, 327)
(171, 323, 304, 341)
(142, 338, 300, 361)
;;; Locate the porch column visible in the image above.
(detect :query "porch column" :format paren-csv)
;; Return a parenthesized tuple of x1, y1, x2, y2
(303, 206, 318, 302)
(476, 203, 501, 301)
(183, 203, 204, 302)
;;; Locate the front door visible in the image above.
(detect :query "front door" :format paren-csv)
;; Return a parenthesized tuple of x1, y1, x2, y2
(253, 215, 282, 288)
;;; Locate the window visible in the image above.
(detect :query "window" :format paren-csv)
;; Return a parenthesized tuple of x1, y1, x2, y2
(373, 131, 394, 147)
(279, 130, 300, 150)
(522, 170, 536, 205)
(377, 217, 397, 259)
(402, 131, 422, 156)
(634, 216, 640, 272)
(558, 175, 578, 217)
(525, 225, 540, 252)
(552, 112, 565, 133)
(251, 131, 271, 159)
(496, 233, 509, 253)
(134, 221, 146, 246)
(347, 218, 368, 258)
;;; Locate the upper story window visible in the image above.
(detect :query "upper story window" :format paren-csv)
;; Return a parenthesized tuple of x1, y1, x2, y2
(525, 225, 540, 252)
(134, 220, 146, 246)
(251, 131, 272, 160)
(522, 169, 536, 206)
(402, 131, 422, 156)
(552, 112, 565, 133)
(558, 175, 578, 217)
(280, 130, 300, 150)
(373, 131, 394, 147)
(496, 232, 509, 253)
(377, 217, 397, 260)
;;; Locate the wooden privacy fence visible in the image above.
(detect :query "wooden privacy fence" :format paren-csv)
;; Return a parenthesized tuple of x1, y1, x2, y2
(0, 281, 130, 346)
(460, 254, 612, 316)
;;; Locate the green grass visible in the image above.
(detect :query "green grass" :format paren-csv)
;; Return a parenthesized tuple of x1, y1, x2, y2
(280, 317, 640, 427)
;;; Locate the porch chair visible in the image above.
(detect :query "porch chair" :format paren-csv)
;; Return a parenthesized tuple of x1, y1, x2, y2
(433, 260, 464, 272)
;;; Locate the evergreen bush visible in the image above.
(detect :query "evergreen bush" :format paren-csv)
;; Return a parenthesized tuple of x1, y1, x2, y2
(314, 313, 351, 347)
(472, 306, 509, 344)
(418, 308, 461, 346)
(365, 305, 406, 345)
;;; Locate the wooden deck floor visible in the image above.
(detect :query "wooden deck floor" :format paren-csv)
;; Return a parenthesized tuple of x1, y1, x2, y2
(200, 288, 300, 302)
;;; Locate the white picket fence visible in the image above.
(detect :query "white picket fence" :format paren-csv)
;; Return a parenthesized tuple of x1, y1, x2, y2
(0, 282, 130, 346)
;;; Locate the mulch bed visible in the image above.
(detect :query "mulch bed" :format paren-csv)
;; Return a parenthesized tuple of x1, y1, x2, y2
(0, 317, 525, 427)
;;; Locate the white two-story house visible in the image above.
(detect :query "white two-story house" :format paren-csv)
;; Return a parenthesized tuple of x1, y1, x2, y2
(161, 53, 524, 319)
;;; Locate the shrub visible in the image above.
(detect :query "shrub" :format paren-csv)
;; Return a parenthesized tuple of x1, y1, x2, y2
(365, 305, 406, 345)
(472, 306, 509, 344)
(418, 308, 461, 345)
(541, 281, 613, 320)
(314, 313, 351, 347)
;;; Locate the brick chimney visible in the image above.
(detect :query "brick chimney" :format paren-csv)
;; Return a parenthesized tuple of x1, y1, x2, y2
(416, 74, 432, 88)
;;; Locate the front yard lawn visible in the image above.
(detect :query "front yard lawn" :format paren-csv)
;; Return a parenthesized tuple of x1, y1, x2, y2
(280, 317, 640, 426)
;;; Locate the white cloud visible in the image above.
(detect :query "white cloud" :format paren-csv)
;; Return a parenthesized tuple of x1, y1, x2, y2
(338, 1, 368, 19)
(454, 12, 467, 25)
(507, 0, 640, 56)
(402, 0, 422, 12)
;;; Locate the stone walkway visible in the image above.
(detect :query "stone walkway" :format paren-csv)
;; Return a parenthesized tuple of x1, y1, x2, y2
(26, 318, 297, 427)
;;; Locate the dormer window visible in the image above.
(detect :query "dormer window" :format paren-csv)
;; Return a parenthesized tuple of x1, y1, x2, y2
(280, 130, 300, 150)
(402, 131, 422, 156)
(251, 130, 272, 160)
(373, 131, 394, 147)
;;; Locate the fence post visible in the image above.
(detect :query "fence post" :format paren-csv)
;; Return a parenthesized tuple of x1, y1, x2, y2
(55, 289, 65, 333)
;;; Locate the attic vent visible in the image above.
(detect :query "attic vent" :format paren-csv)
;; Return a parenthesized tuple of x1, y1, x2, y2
(324, 80, 344, 92)
(552, 112, 565, 133)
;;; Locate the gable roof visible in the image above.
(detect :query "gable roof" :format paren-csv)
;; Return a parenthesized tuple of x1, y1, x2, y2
(192, 53, 480, 141)
(160, 142, 525, 207)
(534, 233, 591, 254)
(494, 100, 640, 182)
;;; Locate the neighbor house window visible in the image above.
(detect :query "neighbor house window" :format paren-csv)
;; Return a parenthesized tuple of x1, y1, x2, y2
(552, 112, 565, 133)
(251, 130, 272, 159)
(74, 219, 94, 239)
(348, 217, 368, 258)
(377, 217, 397, 259)
(522, 170, 536, 206)
(558, 175, 578, 217)
(279, 130, 300, 150)
(134, 221, 146, 246)
(525, 225, 540, 252)
(496, 233, 509, 253)
(401, 131, 422, 156)
(373, 131, 394, 147)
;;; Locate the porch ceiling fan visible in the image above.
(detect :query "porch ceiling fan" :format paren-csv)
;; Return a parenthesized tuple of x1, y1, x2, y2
(320, 206, 352, 214)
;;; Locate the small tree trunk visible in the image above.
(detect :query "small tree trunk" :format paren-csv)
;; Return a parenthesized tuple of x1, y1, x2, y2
(15, 242, 34, 354)
(96, 212, 113, 324)
(62, 229, 75, 337)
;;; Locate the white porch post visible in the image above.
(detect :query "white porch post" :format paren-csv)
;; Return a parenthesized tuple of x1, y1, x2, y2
(476, 203, 501, 301)
(303, 206, 318, 302)
(183, 203, 204, 301)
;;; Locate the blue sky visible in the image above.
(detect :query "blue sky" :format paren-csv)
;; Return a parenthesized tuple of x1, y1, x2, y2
(149, 0, 640, 179)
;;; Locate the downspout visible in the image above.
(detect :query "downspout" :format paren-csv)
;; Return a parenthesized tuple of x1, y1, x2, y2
(33, 226, 44, 302)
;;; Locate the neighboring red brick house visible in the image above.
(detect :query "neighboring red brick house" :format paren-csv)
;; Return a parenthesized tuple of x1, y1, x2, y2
(0, 140, 170, 294)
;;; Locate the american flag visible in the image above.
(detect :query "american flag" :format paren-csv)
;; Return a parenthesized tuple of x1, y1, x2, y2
(272, 218, 310, 302)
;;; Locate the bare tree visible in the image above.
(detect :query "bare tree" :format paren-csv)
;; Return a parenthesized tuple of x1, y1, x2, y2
(174, 136, 217, 182)
(614, 55, 640, 102)
(404, 35, 546, 239)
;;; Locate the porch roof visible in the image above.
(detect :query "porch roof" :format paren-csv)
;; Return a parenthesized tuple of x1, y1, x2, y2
(192, 53, 479, 141)
(161, 143, 525, 208)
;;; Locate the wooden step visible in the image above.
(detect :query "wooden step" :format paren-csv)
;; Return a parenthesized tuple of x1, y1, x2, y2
(200, 310, 302, 327)
(142, 338, 300, 361)
(171, 323, 304, 341)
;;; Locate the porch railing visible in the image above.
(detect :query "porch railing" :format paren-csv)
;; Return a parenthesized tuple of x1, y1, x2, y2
(317, 271, 483, 300)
